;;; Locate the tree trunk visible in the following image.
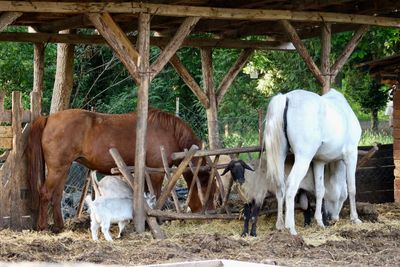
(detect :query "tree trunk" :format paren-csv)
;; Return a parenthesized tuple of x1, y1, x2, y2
(50, 30, 75, 114)
(371, 110, 379, 132)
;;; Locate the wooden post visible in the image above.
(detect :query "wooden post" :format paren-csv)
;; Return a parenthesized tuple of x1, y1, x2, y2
(10, 92, 23, 230)
(33, 42, 44, 111)
(0, 12, 22, 32)
(186, 158, 204, 209)
(201, 48, 220, 149)
(321, 22, 331, 95)
(30, 91, 41, 123)
(75, 170, 90, 219)
(201, 155, 219, 212)
(133, 12, 151, 234)
(50, 29, 75, 114)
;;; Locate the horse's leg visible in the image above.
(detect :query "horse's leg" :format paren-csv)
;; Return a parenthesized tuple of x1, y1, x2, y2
(37, 167, 68, 232)
(275, 186, 285, 231)
(241, 202, 251, 237)
(345, 151, 361, 224)
(285, 157, 312, 235)
(313, 160, 326, 228)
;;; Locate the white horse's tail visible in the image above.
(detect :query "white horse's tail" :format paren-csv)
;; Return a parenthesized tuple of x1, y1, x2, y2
(264, 93, 289, 190)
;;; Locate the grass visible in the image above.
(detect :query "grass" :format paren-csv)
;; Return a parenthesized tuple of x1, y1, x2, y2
(359, 129, 393, 146)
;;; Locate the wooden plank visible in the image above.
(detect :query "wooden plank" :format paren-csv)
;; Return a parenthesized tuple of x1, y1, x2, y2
(331, 25, 369, 80)
(0, 11, 22, 32)
(216, 48, 254, 104)
(86, 12, 140, 84)
(75, 170, 90, 219)
(0, 126, 12, 138)
(150, 17, 200, 79)
(133, 12, 151, 234)
(0, 2, 399, 27)
(280, 19, 325, 86)
(0, 32, 296, 50)
(186, 158, 204, 209)
(155, 145, 198, 210)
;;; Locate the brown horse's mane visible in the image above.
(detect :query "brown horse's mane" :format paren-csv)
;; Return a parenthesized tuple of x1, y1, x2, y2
(147, 107, 201, 150)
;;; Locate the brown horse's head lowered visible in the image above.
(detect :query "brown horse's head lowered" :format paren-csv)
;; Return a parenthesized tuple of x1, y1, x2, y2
(27, 108, 216, 232)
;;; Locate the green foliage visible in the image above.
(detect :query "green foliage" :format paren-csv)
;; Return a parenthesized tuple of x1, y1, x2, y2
(359, 129, 393, 146)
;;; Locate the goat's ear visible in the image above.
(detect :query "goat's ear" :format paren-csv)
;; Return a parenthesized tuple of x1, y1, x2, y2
(221, 161, 234, 175)
(240, 160, 254, 171)
(221, 165, 231, 176)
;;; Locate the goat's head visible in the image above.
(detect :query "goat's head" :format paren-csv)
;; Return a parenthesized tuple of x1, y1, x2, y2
(221, 159, 254, 185)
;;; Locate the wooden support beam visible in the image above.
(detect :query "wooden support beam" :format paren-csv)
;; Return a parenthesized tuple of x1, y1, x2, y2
(0, 32, 295, 50)
(155, 145, 198, 210)
(0, 12, 21, 32)
(331, 25, 370, 80)
(217, 48, 253, 104)
(201, 155, 219, 212)
(321, 22, 331, 95)
(201, 48, 220, 149)
(133, 12, 151, 234)
(75, 171, 90, 219)
(1, 2, 399, 27)
(280, 20, 325, 86)
(186, 158, 205, 208)
(87, 12, 140, 84)
(151, 17, 200, 79)
(169, 54, 210, 108)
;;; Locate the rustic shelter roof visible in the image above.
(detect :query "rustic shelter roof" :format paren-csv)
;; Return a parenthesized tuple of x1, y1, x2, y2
(1, 1, 400, 48)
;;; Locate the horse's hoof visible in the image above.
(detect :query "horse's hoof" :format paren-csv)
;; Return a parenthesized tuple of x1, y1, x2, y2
(316, 220, 326, 228)
(250, 232, 257, 237)
(352, 218, 362, 224)
(51, 225, 63, 234)
(289, 229, 298, 236)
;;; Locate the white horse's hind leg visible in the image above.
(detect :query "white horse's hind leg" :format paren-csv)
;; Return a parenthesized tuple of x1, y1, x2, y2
(313, 160, 326, 228)
(285, 157, 312, 235)
(345, 151, 361, 224)
(275, 187, 285, 230)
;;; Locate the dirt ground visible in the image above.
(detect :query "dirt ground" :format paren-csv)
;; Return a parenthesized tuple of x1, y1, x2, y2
(0, 202, 399, 267)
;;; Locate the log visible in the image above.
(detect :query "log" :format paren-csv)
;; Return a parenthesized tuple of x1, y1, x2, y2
(0, 11, 21, 32)
(33, 42, 45, 96)
(186, 158, 205, 208)
(320, 22, 331, 94)
(75, 170, 90, 219)
(172, 146, 261, 161)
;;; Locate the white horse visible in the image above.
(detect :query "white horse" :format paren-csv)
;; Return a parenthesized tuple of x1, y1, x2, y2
(264, 89, 361, 235)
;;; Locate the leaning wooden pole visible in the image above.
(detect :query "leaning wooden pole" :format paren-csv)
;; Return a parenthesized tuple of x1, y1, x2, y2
(134, 12, 151, 234)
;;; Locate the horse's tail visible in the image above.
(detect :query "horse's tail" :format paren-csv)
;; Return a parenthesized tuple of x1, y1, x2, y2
(27, 116, 47, 211)
(264, 93, 288, 190)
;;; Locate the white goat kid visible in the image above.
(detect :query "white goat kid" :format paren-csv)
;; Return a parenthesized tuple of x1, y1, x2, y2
(85, 195, 133, 241)
(264, 89, 361, 235)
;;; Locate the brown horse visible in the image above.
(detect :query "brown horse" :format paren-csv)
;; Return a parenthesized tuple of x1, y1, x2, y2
(27, 108, 216, 232)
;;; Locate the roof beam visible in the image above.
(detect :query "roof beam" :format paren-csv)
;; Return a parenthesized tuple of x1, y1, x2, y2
(37, 15, 89, 33)
(0, 2, 399, 28)
(0, 32, 295, 50)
